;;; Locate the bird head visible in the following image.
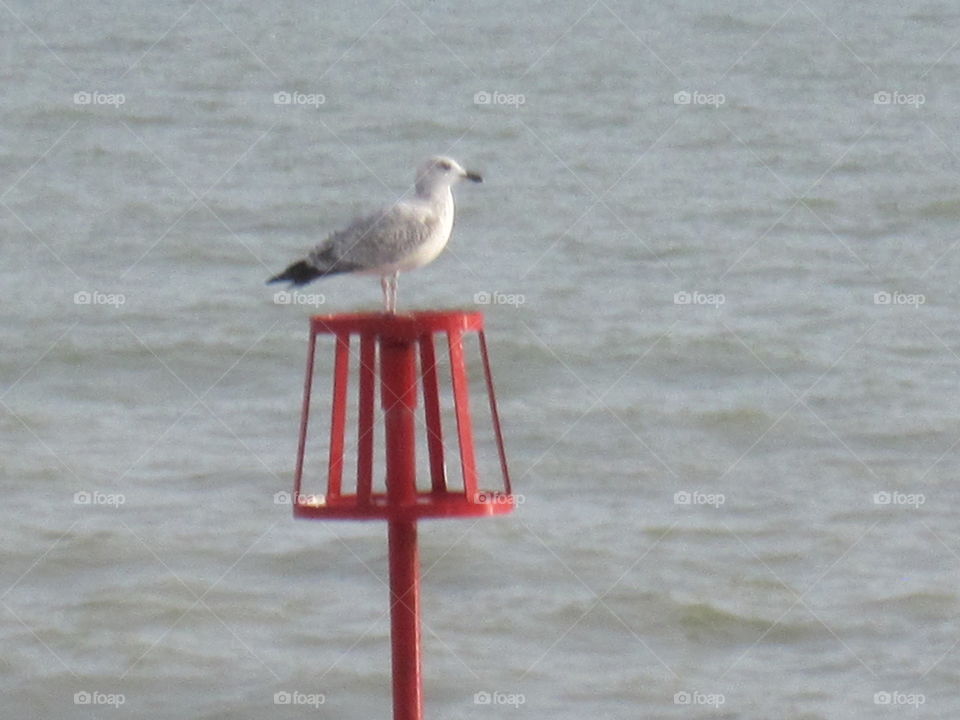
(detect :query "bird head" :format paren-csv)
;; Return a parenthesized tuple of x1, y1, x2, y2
(415, 156, 482, 197)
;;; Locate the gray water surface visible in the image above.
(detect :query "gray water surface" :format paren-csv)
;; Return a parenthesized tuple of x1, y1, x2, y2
(2, 2, 959, 718)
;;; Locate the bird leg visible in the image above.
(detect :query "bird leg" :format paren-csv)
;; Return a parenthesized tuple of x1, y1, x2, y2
(381, 271, 399, 314)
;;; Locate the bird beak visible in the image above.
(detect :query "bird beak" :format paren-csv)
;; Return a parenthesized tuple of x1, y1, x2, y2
(463, 170, 483, 183)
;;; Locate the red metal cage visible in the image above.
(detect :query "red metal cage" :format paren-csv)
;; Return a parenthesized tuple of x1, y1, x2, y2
(292, 310, 514, 521)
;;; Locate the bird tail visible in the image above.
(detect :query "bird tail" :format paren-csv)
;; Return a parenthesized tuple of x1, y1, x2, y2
(266, 260, 323, 286)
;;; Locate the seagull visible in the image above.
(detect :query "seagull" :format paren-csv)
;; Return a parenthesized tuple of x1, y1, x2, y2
(267, 156, 482, 313)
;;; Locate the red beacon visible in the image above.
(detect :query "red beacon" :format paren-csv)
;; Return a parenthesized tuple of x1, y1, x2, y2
(290, 310, 515, 720)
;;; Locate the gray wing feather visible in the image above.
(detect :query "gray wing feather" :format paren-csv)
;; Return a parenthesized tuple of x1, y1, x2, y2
(308, 202, 438, 272)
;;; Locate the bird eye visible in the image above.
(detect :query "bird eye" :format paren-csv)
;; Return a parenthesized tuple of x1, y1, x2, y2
(438, 161, 451, 171)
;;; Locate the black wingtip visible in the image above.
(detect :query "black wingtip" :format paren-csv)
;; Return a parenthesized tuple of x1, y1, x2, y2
(267, 260, 322, 286)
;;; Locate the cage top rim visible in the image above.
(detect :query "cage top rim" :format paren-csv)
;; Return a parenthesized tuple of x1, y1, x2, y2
(309, 310, 484, 338)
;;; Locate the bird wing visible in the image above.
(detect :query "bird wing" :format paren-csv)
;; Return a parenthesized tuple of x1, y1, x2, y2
(308, 201, 439, 273)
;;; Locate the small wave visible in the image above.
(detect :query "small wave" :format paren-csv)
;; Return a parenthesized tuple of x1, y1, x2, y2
(918, 198, 960, 219)
(862, 591, 957, 619)
(908, 12, 957, 23)
(114, 112, 178, 126)
(692, 406, 775, 431)
(677, 601, 820, 643)
(802, 196, 839, 210)
(833, 161, 870, 175)
(696, 13, 772, 33)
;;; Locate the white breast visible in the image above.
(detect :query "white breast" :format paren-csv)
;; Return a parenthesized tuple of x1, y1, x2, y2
(398, 189, 455, 271)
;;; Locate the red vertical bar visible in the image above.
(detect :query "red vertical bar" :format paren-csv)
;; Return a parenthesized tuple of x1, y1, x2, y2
(418, 332, 447, 492)
(478, 331, 511, 494)
(294, 322, 318, 504)
(356, 334, 376, 505)
(327, 332, 350, 498)
(381, 337, 418, 504)
(380, 335, 422, 720)
(447, 329, 478, 501)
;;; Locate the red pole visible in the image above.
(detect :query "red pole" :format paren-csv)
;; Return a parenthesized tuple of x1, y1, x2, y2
(380, 336, 423, 720)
